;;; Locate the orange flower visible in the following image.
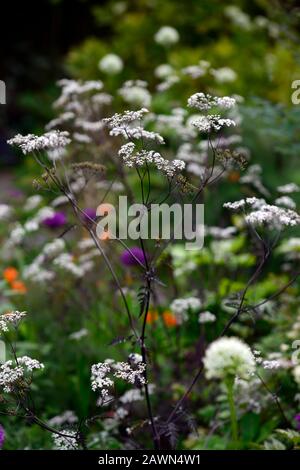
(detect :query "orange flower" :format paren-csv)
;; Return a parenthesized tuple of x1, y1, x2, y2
(146, 310, 158, 325)
(3, 267, 19, 283)
(162, 310, 177, 327)
(10, 280, 27, 294)
(227, 171, 240, 183)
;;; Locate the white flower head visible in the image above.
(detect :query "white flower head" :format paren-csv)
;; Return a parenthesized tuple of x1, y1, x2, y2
(204, 337, 256, 380)
(154, 26, 179, 46)
(99, 54, 123, 75)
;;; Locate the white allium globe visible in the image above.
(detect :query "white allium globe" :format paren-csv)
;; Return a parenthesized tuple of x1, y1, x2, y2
(154, 26, 179, 46)
(155, 64, 174, 79)
(99, 54, 123, 75)
(203, 337, 256, 380)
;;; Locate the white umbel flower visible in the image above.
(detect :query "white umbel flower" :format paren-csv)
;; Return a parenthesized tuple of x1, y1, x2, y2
(204, 337, 255, 380)
(99, 54, 123, 75)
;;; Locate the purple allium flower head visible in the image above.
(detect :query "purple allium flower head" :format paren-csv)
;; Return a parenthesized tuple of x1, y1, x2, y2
(120, 247, 147, 267)
(0, 424, 5, 449)
(43, 211, 67, 229)
(82, 208, 97, 223)
(295, 413, 300, 430)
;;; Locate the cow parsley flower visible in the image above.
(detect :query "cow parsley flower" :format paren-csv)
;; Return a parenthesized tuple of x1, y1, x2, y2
(154, 26, 179, 46)
(198, 311, 216, 324)
(191, 115, 236, 133)
(170, 297, 202, 324)
(211, 67, 237, 83)
(118, 80, 151, 107)
(0, 356, 44, 393)
(53, 430, 78, 450)
(8, 131, 71, 155)
(91, 359, 146, 398)
(277, 183, 300, 194)
(0, 311, 27, 333)
(187, 93, 236, 111)
(0, 204, 13, 221)
(246, 205, 300, 228)
(204, 337, 255, 380)
(275, 196, 296, 210)
(91, 362, 114, 398)
(99, 54, 123, 75)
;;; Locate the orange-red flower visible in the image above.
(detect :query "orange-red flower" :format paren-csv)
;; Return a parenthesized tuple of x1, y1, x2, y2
(10, 280, 27, 294)
(3, 267, 19, 283)
(146, 310, 159, 325)
(162, 310, 177, 327)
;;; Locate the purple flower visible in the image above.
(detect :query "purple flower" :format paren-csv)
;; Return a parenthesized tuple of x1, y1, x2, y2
(82, 208, 97, 223)
(0, 424, 5, 449)
(120, 247, 147, 267)
(295, 414, 300, 430)
(43, 212, 67, 229)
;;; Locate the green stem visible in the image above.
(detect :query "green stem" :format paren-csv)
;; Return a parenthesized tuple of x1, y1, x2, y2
(226, 378, 238, 445)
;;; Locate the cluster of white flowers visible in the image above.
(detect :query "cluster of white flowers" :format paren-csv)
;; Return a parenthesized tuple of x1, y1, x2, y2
(155, 64, 174, 79)
(99, 53, 123, 75)
(155, 108, 196, 140)
(198, 311, 216, 324)
(223, 197, 264, 211)
(24, 195, 43, 212)
(91, 359, 146, 399)
(277, 183, 300, 194)
(53, 253, 94, 278)
(0, 311, 27, 333)
(187, 93, 236, 111)
(0, 204, 13, 221)
(103, 108, 149, 129)
(246, 204, 300, 228)
(54, 79, 103, 108)
(91, 362, 114, 398)
(118, 143, 185, 177)
(53, 430, 78, 450)
(170, 297, 202, 324)
(112, 127, 164, 144)
(154, 26, 179, 46)
(42, 238, 66, 258)
(0, 356, 44, 393)
(210, 67, 237, 83)
(191, 115, 236, 133)
(8, 131, 70, 155)
(204, 337, 256, 380)
(207, 226, 237, 239)
(274, 196, 296, 210)
(182, 60, 210, 79)
(118, 80, 151, 107)
(48, 410, 78, 427)
(69, 328, 89, 341)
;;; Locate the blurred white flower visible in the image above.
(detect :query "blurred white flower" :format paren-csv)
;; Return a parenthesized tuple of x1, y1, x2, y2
(99, 54, 123, 75)
(154, 26, 179, 46)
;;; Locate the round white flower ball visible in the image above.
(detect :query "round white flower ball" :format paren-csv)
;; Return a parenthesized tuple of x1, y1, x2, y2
(203, 337, 256, 380)
(154, 26, 179, 47)
(155, 64, 174, 79)
(99, 54, 123, 75)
